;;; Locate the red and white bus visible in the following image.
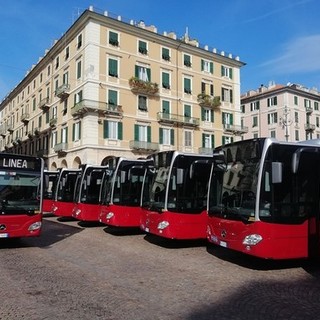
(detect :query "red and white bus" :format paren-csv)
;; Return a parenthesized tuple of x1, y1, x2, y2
(99, 157, 153, 227)
(0, 153, 44, 238)
(207, 137, 320, 260)
(72, 164, 107, 222)
(43, 170, 59, 215)
(52, 168, 80, 218)
(140, 151, 212, 240)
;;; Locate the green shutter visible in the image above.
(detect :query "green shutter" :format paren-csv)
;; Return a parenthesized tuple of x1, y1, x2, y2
(147, 68, 151, 81)
(230, 114, 233, 125)
(184, 105, 191, 117)
(210, 62, 213, 73)
(221, 65, 224, 76)
(211, 110, 214, 123)
(230, 90, 233, 103)
(108, 90, 117, 105)
(170, 129, 174, 145)
(109, 59, 118, 77)
(211, 135, 215, 148)
(72, 123, 75, 141)
(135, 65, 139, 77)
(202, 133, 205, 148)
(147, 126, 151, 142)
(201, 59, 204, 71)
(229, 68, 233, 79)
(134, 124, 139, 141)
(118, 122, 123, 140)
(103, 120, 108, 138)
(201, 108, 205, 121)
(162, 100, 170, 113)
(159, 128, 163, 144)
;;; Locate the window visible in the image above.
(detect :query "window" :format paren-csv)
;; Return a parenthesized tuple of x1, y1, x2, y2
(162, 48, 170, 61)
(201, 59, 213, 73)
(221, 65, 233, 79)
(304, 99, 311, 108)
(184, 130, 192, 147)
(138, 40, 148, 54)
(221, 88, 233, 103)
(184, 104, 191, 118)
(295, 130, 299, 141)
(61, 126, 68, 143)
(222, 136, 233, 145)
(267, 96, 277, 107)
(65, 47, 70, 60)
(108, 90, 118, 106)
(104, 120, 123, 140)
(316, 117, 319, 128)
(109, 31, 119, 46)
(268, 112, 278, 124)
(73, 122, 81, 141)
(63, 71, 69, 85)
(135, 65, 150, 82)
(159, 128, 174, 145)
(295, 111, 299, 123)
(108, 58, 118, 77)
(202, 133, 214, 149)
(76, 60, 82, 79)
(201, 108, 214, 122)
(62, 100, 68, 115)
(134, 124, 151, 142)
(184, 54, 192, 67)
(162, 72, 170, 89)
(315, 101, 319, 111)
(294, 96, 298, 105)
(162, 100, 170, 114)
(250, 101, 260, 111)
(55, 57, 59, 70)
(77, 34, 82, 49)
(253, 116, 258, 127)
(222, 112, 233, 125)
(74, 90, 83, 105)
(270, 130, 276, 138)
(138, 95, 147, 111)
(184, 78, 192, 94)
(241, 105, 245, 113)
(201, 82, 214, 95)
(51, 131, 57, 147)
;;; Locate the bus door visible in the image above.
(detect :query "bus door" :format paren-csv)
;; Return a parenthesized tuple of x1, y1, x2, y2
(292, 148, 320, 258)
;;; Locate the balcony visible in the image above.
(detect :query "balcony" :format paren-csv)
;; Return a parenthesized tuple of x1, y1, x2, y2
(129, 77, 159, 96)
(55, 84, 70, 99)
(223, 124, 249, 135)
(305, 123, 316, 131)
(157, 112, 200, 127)
(129, 140, 159, 152)
(20, 113, 30, 124)
(38, 97, 51, 111)
(197, 93, 221, 109)
(6, 124, 13, 133)
(27, 127, 40, 139)
(198, 147, 214, 155)
(49, 117, 57, 128)
(54, 142, 68, 154)
(71, 99, 123, 117)
(305, 106, 313, 114)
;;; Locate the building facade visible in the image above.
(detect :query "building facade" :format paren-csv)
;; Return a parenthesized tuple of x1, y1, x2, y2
(241, 82, 320, 142)
(0, 7, 246, 169)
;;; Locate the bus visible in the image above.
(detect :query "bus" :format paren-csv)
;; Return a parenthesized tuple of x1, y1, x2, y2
(207, 137, 320, 260)
(0, 153, 44, 238)
(43, 170, 59, 215)
(52, 168, 80, 217)
(72, 164, 108, 222)
(99, 157, 153, 228)
(140, 151, 212, 240)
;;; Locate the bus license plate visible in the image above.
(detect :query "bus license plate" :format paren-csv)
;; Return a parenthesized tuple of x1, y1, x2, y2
(0, 233, 8, 238)
(220, 240, 227, 248)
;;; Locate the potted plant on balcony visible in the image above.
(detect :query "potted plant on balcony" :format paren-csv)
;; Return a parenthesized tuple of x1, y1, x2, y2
(197, 93, 221, 108)
(129, 77, 159, 95)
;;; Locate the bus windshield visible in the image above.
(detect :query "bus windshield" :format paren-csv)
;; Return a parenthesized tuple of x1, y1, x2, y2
(0, 171, 41, 214)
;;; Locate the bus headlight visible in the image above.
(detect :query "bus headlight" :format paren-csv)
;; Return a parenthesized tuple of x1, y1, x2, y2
(28, 221, 42, 231)
(106, 212, 114, 219)
(157, 221, 169, 230)
(243, 234, 263, 246)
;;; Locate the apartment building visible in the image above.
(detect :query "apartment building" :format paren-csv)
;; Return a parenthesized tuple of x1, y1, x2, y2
(0, 6, 246, 169)
(241, 82, 320, 142)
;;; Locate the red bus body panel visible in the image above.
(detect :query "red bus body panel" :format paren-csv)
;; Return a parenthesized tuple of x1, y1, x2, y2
(43, 199, 54, 214)
(72, 203, 101, 222)
(140, 208, 208, 240)
(52, 200, 74, 218)
(100, 204, 142, 227)
(207, 217, 308, 259)
(0, 214, 42, 238)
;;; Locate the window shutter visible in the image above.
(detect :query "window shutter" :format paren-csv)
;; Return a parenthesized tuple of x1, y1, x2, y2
(72, 123, 75, 141)
(147, 126, 151, 142)
(135, 65, 139, 77)
(170, 129, 174, 145)
(211, 110, 214, 122)
(229, 68, 233, 79)
(201, 108, 205, 121)
(211, 135, 215, 148)
(147, 68, 151, 81)
(103, 121, 108, 138)
(159, 128, 163, 144)
(210, 62, 213, 74)
(118, 122, 123, 140)
(202, 133, 205, 148)
(201, 59, 204, 71)
(134, 124, 139, 141)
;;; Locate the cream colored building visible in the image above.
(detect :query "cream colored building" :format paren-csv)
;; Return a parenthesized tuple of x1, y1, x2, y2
(241, 82, 320, 142)
(0, 7, 246, 169)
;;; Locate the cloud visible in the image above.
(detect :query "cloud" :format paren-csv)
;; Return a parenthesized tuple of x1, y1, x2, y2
(260, 34, 320, 75)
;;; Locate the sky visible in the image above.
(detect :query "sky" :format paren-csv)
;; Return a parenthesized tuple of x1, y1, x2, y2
(0, 0, 320, 100)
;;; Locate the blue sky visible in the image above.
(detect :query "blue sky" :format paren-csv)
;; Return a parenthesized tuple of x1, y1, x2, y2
(0, 0, 319, 100)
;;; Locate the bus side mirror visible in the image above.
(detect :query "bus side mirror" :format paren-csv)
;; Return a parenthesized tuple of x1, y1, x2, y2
(272, 162, 282, 183)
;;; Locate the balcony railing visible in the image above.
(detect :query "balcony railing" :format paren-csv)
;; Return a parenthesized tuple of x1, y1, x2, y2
(55, 84, 70, 99)
(38, 97, 51, 110)
(305, 123, 316, 131)
(49, 117, 57, 128)
(20, 113, 30, 123)
(71, 99, 123, 117)
(223, 124, 248, 135)
(157, 112, 200, 126)
(129, 140, 159, 152)
(54, 142, 68, 153)
(129, 77, 159, 96)
(305, 106, 313, 114)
